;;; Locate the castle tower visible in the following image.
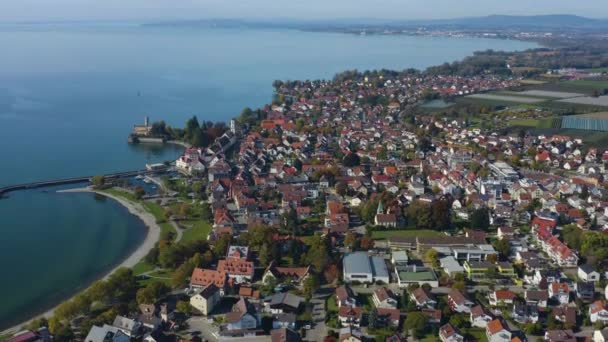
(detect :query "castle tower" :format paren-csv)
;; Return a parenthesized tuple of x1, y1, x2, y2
(144, 116, 149, 127)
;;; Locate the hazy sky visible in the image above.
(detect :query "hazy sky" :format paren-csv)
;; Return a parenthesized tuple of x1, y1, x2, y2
(1, 0, 606, 22)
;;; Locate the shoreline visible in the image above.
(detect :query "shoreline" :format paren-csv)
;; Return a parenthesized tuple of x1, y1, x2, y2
(0, 187, 161, 337)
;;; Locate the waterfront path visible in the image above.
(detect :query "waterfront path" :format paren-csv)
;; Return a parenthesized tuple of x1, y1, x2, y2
(0, 167, 168, 197)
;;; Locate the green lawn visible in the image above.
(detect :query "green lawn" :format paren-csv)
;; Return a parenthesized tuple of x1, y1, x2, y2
(180, 220, 212, 243)
(420, 335, 439, 342)
(132, 260, 155, 275)
(466, 328, 489, 342)
(566, 80, 608, 89)
(372, 229, 445, 240)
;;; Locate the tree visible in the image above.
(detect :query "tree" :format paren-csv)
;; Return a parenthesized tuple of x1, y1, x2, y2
(368, 308, 379, 329)
(449, 314, 470, 329)
(343, 153, 361, 167)
(424, 248, 440, 268)
(360, 236, 375, 251)
(201, 203, 213, 223)
(303, 235, 329, 271)
(191, 129, 205, 147)
(452, 280, 466, 291)
(91, 175, 105, 189)
(493, 238, 510, 259)
(136, 281, 169, 305)
(470, 207, 490, 231)
(134, 186, 145, 200)
(214, 234, 232, 258)
(344, 232, 357, 249)
(335, 182, 348, 197)
(176, 300, 192, 315)
(303, 273, 320, 299)
(404, 312, 428, 338)
(293, 159, 303, 172)
(324, 263, 340, 284)
(430, 197, 452, 231)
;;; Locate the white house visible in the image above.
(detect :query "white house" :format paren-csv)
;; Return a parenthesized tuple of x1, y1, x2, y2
(112, 316, 142, 338)
(590, 300, 608, 324)
(470, 305, 493, 328)
(372, 287, 398, 309)
(579, 264, 600, 282)
(190, 284, 220, 316)
(549, 283, 571, 305)
(226, 298, 259, 331)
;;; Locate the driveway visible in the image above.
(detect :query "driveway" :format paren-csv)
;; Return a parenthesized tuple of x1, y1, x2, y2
(306, 293, 328, 341)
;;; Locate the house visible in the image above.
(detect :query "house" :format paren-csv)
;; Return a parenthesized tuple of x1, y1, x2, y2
(273, 313, 297, 330)
(525, 290, 548, 308)
(339, 326, 363, 342)
(590, 300, 608, 323)
(376, 307, 401, 327)
(190, 268, 229, 295)
(270, 328, 302, 342)
(335, 286, 357, 308)
(410, 288, 437, 308)
(448, 289, 474, 313)
(549, 282, 571, 305)
(470, 305, 493, 328)
(439, 323, 464, 342)
(544, 330, 576, 342)
(263, 261, 311, 284)
(486, 319, 511, 342)
(552, 306, 577, 327)
(579, 264, 600, 282)
(226, 297, 260, 331)
(84, 325, 130, 342)
(190, 284, 221, 315)
(511, 303, 539, 323)
(218, 246, 255, 284)
(343, 252, 390, 284)
(338, 306, 363, 327)
(372, 287, 399, 309)
(264, 293, 304, 314)
(138, 304, 162, 330)
(576, 281, 596, 301)
(112, 316, 142, 338)
(488, 290, 516, 306)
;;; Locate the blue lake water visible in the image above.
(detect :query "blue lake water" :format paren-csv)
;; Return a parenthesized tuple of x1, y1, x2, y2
(0, 24, 537, 328)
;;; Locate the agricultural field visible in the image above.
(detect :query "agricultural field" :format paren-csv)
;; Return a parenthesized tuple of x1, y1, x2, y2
(466, 93, 545, 104)
(517, 90, 585, 98)
(557, 95, 608, 107)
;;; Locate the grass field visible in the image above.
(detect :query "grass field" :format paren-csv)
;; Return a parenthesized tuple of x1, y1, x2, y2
(132, 260, 155, 275)
(567, 80, 608, 89)
(372, 229, 444, 240)
(181, 220, 212, 243)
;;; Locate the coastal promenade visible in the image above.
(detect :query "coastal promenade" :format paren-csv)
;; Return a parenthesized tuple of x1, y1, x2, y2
(0, 167, 168, 197)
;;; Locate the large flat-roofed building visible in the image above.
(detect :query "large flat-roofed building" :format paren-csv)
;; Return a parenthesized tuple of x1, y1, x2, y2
(489, 161, 519, 181)
(440, 256, 465, 276)
(343, 252, 390, 284)
(395, 265, 438, 287)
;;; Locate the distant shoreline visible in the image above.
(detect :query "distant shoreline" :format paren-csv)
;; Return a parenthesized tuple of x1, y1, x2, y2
(0, 187, 161, 336)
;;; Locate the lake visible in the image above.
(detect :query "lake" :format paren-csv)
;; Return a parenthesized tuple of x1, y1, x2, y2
(0, 24, 537, 329)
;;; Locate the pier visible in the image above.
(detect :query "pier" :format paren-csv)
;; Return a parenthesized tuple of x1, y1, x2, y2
(0, 167, 169, 197)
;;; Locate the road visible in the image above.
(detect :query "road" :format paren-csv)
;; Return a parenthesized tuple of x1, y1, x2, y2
(186, 316, 220, 342)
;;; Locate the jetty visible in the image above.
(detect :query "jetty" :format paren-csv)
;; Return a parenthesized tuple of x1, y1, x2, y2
(0, 166, 169, 197)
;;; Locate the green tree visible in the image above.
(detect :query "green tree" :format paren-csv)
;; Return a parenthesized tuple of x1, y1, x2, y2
(137, 281, 170, 305)
(303, 273, 320, 299)
(134, 186, 145, 200)
(470, 207, 490, 231)
(493, 238, 511, 260)
(176, 300, 192, 315)
(404, 312, 429, 338)
(91, 175, 105, 189)
(335, 182, 348, 197)
(343, 153, 361, 167)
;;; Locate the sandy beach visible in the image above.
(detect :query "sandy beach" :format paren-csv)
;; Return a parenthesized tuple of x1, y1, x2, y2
(0, 187, 161, 336)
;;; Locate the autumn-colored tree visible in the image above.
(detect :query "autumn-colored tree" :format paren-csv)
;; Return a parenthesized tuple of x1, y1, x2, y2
(360, 236, 375, 250)
(324, 263, 340, 284)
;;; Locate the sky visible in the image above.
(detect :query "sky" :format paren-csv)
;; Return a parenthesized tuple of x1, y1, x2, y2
(0, 0, 606, 23)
